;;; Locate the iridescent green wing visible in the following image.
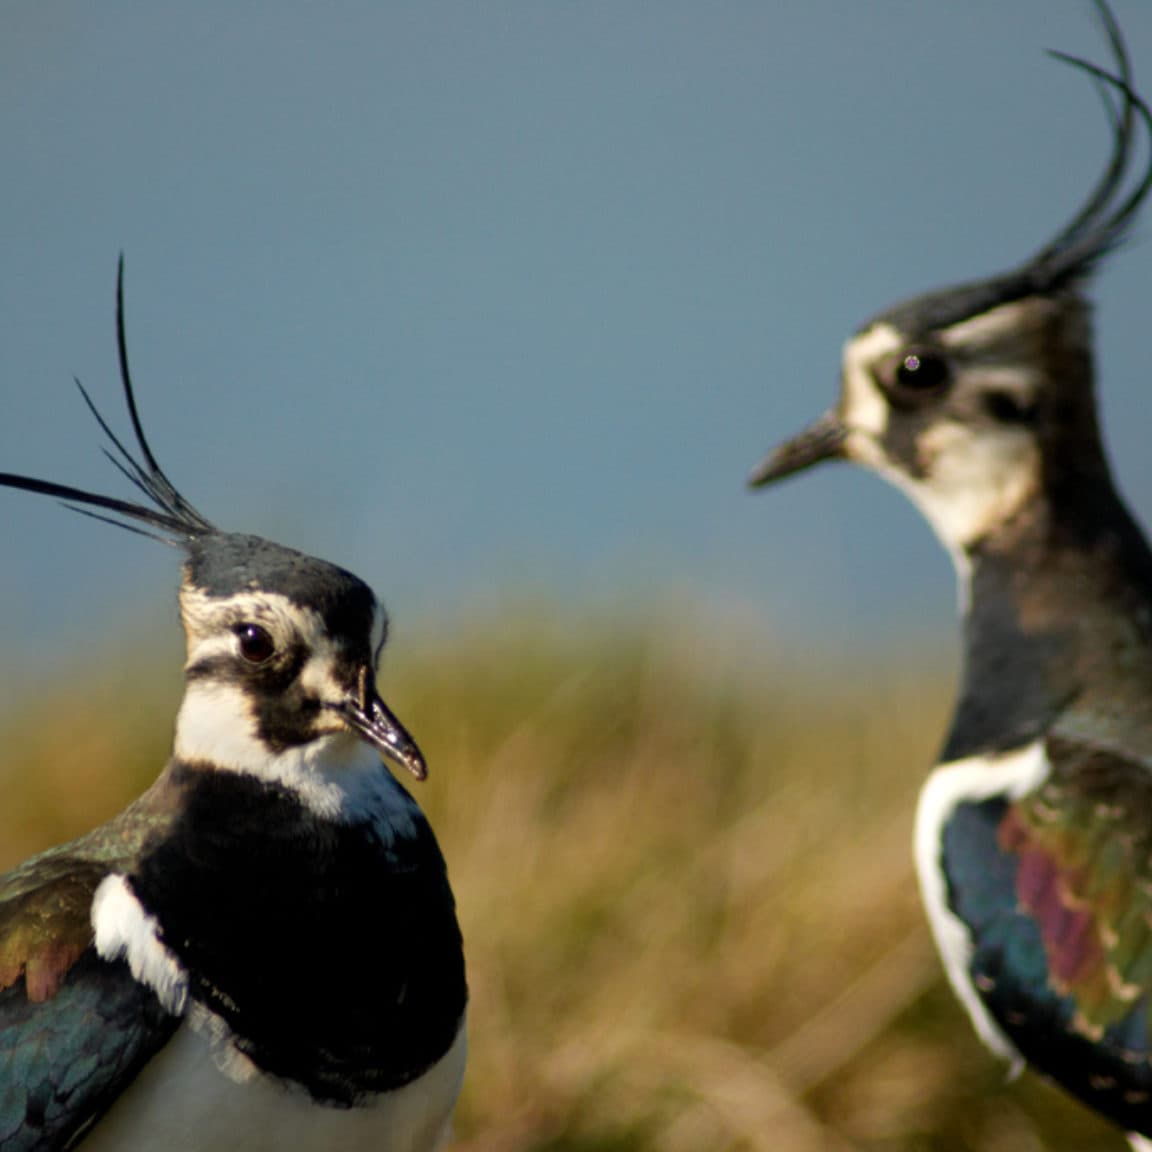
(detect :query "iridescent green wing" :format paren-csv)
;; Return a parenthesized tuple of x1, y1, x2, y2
(944, 734, 1152, 1134)
(1005, 735, 1152, 1036)
(0, 799, 181, 1150)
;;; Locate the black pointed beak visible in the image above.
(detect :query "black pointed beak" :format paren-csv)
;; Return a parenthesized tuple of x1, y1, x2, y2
(337, 688, 427, 781)
(748, 410, 848, 488)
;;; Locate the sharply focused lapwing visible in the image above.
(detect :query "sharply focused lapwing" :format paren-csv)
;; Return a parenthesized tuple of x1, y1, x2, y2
(0, 264, 467, 1151)
(749, 2, 1152, 1144)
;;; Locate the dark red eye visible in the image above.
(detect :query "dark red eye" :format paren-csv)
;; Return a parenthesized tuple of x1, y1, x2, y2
(236, 623, 276, 664)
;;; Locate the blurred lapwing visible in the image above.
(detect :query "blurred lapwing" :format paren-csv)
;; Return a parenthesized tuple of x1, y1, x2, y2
(0, 263, 467, 1152)
(750, 2, 1152, 1145)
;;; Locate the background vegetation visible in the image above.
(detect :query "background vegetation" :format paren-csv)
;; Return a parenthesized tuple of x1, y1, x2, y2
(0, 609, 1128, 1151)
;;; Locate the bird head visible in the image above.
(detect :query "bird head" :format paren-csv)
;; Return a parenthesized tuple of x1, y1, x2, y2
(750, 1, 1152, 555)
(174, 533, 425, 787)
(0, 261, 426, 798)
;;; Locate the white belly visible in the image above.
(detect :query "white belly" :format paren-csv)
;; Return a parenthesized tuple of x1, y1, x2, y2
(82, 1017, 467, 1152)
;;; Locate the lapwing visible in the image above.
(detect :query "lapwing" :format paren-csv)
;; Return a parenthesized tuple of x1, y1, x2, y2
(750, 2, 1152, 1144)
(0, 264, 467, 1151)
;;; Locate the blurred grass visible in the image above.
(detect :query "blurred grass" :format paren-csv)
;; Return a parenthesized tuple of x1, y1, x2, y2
(0, 608, 1129, 1151)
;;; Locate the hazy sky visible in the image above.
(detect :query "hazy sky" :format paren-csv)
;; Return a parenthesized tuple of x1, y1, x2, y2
(4, 1, 1152, 680)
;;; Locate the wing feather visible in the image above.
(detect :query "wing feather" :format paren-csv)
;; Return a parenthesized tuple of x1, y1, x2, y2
(0, 950, 178, 1151)
(0, 791, 183, 1150)
(942, 733, 1152, 1133)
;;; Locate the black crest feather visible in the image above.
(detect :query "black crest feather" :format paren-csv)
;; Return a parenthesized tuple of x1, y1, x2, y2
(874, 0, 1152, 334)
(0, 258, 217, 547)
(1025, 0, 1152, 289)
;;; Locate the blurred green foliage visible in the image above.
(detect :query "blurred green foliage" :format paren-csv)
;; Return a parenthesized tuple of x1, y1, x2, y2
(0, 611, 1129, 1150)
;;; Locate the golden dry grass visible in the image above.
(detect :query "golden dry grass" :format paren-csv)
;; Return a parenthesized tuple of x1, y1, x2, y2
(0, 609, 1129, 1150)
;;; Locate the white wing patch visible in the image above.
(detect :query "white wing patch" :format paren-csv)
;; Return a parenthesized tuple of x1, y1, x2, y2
(92, 874, 189, 1015)
(914, 741, 1050, 1070)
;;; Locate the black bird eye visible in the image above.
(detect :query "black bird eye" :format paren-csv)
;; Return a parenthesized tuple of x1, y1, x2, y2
(893, 349, 950, 394)
(235, 623, 276, 664)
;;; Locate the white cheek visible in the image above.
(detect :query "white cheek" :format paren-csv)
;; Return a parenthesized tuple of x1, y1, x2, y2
(175, 682, 272, 774)
(298, 652, 345, 701)
(901, 421, 1039, 551)
(173, 680, 406, 824)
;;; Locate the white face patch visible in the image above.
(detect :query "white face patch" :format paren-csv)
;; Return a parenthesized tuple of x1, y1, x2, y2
(181, 588, 373, 707)
(175, 680, 287, 775)
(838, 316, 1043, 554)
(840, 322, 903, 441)
(174, 681, 416, 829)
(92, 874, 189, 1015)
(891, 419, 1040, 552)
(175, 585, 415, 826)
(914, 741, 1050, 1071)
(298, 637, 356, 703)
(180, 589, 321, 662)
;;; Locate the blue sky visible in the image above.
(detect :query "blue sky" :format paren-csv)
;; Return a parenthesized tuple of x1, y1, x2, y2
(3, 1, 1152, 679)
